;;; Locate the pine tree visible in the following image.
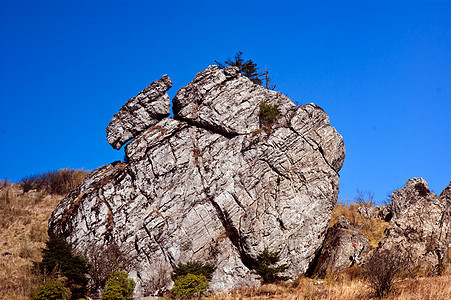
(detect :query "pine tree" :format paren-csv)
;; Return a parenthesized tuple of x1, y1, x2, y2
(215, 51, 263, 85)
(34, 237, 91, 300)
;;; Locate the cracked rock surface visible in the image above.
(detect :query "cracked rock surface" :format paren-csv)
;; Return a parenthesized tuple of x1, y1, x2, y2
(308, 216, 370, 278)
(369, 178, 451, 274)
(106, 75, 172, 150)
(49, 66, 345, 297)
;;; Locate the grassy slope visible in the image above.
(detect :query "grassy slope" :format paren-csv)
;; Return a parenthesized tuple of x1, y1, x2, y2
(0, 183, 63, 299)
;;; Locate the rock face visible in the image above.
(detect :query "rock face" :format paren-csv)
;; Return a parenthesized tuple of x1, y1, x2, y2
(106, 75, 172, 150)
(49, 66, 345, 297)
(370, 178, 451, 274)
(308, 216, 370, 278)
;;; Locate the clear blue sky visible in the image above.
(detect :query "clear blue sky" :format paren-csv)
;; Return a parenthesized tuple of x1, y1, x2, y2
(1, 0, 450, 204)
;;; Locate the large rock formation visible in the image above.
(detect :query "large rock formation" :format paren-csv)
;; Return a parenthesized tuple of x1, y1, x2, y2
(49, 66, 345, 297)
(369, 178, 451, 274)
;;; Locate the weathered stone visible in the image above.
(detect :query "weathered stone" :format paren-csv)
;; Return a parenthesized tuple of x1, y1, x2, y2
(391, 177, 430, 219)
(369, 179, 451, 275)
(106, 75, 172, 150)
(357, 205, 375, 219)
(308, 216, 370, 278)
(172, 65, 296, 136)
(49, 66, 345, 297)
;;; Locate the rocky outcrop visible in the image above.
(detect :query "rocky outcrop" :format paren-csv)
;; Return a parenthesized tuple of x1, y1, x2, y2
(49, 66, 345, 297)
(369, 179, 451, 274)
(308, 216, 370, 278)
(106, 75, 172, 150)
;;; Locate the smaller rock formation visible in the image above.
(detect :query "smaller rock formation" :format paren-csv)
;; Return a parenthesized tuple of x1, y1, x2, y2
(370, 178, 451, 275)
(391, 177, 430, 219)
(308, 216, 370, 278)
(106, 75, 172, 149)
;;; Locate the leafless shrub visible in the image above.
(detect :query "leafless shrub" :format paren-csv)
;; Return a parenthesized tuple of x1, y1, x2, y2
(363, 248, 412, 298)
(149, 261, 172, 295)
(19, 169, 88, 195)
(19, 240, 33, 259)
(84, 242, 132, 297)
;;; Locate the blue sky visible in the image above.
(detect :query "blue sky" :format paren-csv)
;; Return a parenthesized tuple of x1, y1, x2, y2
(0, 0, 450, 204)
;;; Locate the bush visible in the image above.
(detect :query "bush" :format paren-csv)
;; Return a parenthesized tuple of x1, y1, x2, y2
(101, 270, 135, 300)
(20, 169, 88, 195)
(171, 273, 209, 299)
(259, 100, 279, 124)
(85, 242, 132, 296)
(251, 248, 289, 283)
(363, 249, 409, 298)
(172, 261, 216, 281)
(32, 280, 70, 300)
(34, 237, 91, 300)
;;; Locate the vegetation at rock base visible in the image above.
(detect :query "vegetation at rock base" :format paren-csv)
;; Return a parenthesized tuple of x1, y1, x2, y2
(172, 261, 217, 281)
(363, 248, 411, 298)
(171, 261, 216, 299)
(34, 236, 91, 300)
(32, 280, 70, 300)
(251, 248, 289, 283)
(171, 273, 209, 299)
(101, 270, 135, 300)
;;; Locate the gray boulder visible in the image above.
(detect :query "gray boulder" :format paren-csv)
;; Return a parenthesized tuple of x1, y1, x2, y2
(308, 216, 370, 278)
(106, 75, 172, 150)
(370, 179, 451, 275)
(49, 66, 345, 297)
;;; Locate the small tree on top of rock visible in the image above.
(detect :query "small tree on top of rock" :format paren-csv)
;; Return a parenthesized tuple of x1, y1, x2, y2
(215, 51, 263, 85)
(251, 248, 289, 283)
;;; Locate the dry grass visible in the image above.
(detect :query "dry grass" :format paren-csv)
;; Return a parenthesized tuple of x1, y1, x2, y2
(0, 180, 64, 299)
(329, 200, 389, 248)
(207, 266, 451, 300)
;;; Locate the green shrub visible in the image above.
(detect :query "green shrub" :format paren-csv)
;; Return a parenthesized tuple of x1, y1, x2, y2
(32, 280, 70, 300)
(172, 261, 216, 281)
(34, 237, 91, 300)
(171, 273, 209, 299)
(101, 270, 135, 300)
(259, 100, 279, 124)
(251, 248, 289, 283)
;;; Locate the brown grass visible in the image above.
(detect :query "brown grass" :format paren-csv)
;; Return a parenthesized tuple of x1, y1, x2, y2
(329, 200, 389, 248)
(207, 265, 451, 300)
(0, 180, 64, 299)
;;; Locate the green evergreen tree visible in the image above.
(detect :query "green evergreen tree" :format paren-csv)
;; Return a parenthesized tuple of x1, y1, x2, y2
(215, 51, 263, 85)
(172, 261, 216, 281)
(34, 237, 91, 300)
(251, 248, 289, 283)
